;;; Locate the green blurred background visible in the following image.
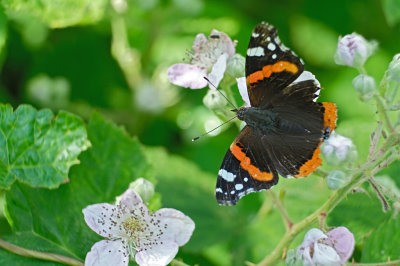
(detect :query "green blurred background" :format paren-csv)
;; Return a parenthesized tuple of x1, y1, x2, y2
(1, 0, 400, 265)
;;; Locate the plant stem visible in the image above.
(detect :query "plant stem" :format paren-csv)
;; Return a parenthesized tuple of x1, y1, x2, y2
(0, 239, 83, 265)
(374, 95, 395, 133)
(267, 190, 292, 230)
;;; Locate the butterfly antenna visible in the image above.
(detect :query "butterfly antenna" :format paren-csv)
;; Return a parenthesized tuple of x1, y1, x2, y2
(204, 77, 237, 110)
(192, 115, 238, 142)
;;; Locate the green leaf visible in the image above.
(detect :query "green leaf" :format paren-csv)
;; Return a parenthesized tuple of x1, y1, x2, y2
(2, 113, 151, 263)
(361, 216, 400, 262)
(328, 191, 391, 243)
(144, 147, 238, 252)
(1, 0, 107, 28)
(382, 0, 400, 26)
(0, 104, 90, 189)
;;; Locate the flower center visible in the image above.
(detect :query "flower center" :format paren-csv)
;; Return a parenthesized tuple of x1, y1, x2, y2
(122, 217, 143, 238)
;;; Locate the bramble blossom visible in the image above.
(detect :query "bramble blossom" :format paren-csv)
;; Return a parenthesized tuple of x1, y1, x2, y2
(167, 29, 236, 89)
(83, 189, 195, 266)
(296, 227, 355, 266)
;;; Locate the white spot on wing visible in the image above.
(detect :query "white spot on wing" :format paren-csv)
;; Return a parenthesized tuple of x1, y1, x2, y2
(266, 36, 271, 41)
(244, 177, 248, 182)
(235, 184, 244, 190)
(216, 188, 223, 193)
(272, 54, 277, 59)
(247, 47, 265, 57)
(267, 43, 276, 51)
(230, 190, 235, 195)
(292, 71, 321, 88)
(252, 32, 260, 38)
(218, 169, 236, 182)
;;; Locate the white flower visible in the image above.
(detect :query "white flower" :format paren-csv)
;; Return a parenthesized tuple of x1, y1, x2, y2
(334, 33, 377, 68)
(167, 30, 236, 89)
(83, 189, 195, 266)
(296, 227, 355, 266)
(321, 133, 357, 166)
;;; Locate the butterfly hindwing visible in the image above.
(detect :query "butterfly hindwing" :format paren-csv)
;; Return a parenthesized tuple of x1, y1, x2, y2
(216, 126, 279, 205)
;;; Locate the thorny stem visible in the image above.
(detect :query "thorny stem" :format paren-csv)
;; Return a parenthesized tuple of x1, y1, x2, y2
(374, 95, 395, 133)
(267, 190, 292, 230)
(0, 238, 83, 266)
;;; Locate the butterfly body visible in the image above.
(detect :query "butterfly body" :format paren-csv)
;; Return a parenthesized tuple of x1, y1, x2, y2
(215, 22, 337, 206)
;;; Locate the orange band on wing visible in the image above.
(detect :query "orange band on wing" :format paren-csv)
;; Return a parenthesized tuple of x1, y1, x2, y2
(322, 102, 337, 131)
(246, 61, 299, 85)
(294, 143, 322, 178)
(230, 142, 274, 181)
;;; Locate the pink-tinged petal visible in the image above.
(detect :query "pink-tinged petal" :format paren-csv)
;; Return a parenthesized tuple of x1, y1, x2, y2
(327, 227, 355, 264)
(135, 241, 179, 266)
(236, 77, 250, 106)
(207, 53, 228, 89)
(119, 189, 150, 218)
(83, 203, 123, 238)
(312, 243, 341, 266)
(302, 228, 327, 246)
(192, 33, 208, 54)
(210, 29, 236, 57)
(167, 64, 207, 89)
(85, 240, 129, 266)
(153, 208, 195, 246)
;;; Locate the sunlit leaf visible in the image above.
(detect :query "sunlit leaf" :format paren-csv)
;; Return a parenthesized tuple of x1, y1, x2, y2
(0, 104, 90, 189)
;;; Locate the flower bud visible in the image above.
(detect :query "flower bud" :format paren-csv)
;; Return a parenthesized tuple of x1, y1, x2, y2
(129, 178, 155, 202)
(321, 133, 357, 166)
(226, 54, 245, 79)
(203, 89, 227, 110)
(352, 74, 376, 101)
(334, 33, 377, 68)
(326, 170, 351, 190)
(387, 53, 400, 82)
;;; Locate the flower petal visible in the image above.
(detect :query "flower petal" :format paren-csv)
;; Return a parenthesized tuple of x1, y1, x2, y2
(192, 33, 208, 54)
(327, 227, 355, 264)
(85, 239, 129, 266)
(153, 208, 195, 246)
(167, 64, 208, 89)
(313, 243, 341, 266)
(300, 228, 327, 248)
(135, 241, 179, 266)
(207, 53, 228, 89)
(236, 77, 250, 106)
(83, 203, 123, 238)
(119, 189, 150, 218)
(210, 29, 236, 57)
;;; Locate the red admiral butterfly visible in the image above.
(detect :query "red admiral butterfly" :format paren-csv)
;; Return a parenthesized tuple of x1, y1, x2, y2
(216, 22, 337, 205)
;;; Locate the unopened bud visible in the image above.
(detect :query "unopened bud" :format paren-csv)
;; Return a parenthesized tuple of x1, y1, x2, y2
(352, 74, 376, 101)
(321, 133, 357, 166)
(226, 54, 245, 78)
(203, 89, 227, 110)
(326, 170, 351, 190)
(129, 178, 155, 202)
(387, 53, 400, 82)
(334, 33, 377, 68)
